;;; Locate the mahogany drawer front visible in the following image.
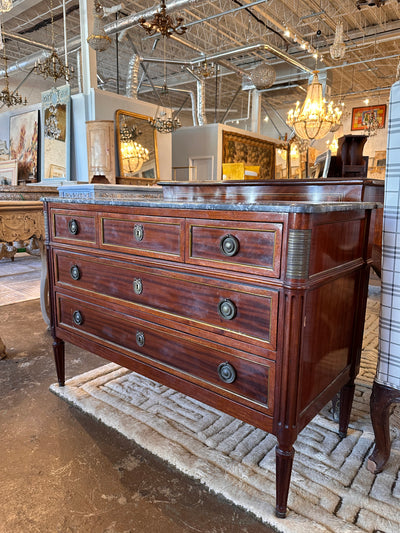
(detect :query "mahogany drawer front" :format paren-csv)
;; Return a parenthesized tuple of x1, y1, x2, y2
(187, 219, 283, 277)
(56, 294, 274, 410)
(52, 210, 97, 245)
(54, 250, 278, 349)
(100, 214, 183, 260)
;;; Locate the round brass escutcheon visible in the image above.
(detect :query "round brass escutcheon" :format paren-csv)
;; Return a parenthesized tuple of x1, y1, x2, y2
(217, 362, 237, 384)
(220, 234, 239, 257)
(70, 265, 81, 281)
(218, 298, 237, 320)
(68, 219, 79, 235)
(133, 278, 143, 295)
(72, 310, 83, 326)
(134, 224, 144, 242)
(136, 331, 145, 347)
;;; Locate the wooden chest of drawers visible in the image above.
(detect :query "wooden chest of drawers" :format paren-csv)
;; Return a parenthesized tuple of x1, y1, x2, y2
(44, 197, 378, 518)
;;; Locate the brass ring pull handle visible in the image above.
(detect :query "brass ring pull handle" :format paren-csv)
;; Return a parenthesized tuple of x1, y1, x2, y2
(72, 310, 83, 326)
(218, 299, 237, 320)
(133, 278, 143, 295)
(136, 331, 145, 347)
(134, 224, 144, 242)
(68, 219, 79, 235)
(70, 265, 81, 281)
(220, 234, 239, 257)
(217, 362, 237, 384)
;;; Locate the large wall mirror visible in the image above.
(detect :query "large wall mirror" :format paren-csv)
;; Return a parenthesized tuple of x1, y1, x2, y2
(41, 85, 70, 181)
(116, 109, 159, 183)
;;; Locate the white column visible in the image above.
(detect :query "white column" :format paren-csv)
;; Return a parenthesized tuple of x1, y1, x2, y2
(79, 0, 97, 95)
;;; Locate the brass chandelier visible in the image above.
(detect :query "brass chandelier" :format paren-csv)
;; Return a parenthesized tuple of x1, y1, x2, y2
(286, 71, 342, 141)
(0, 42, 27, 107)
(34, 0, 73, 83)
(139, 0, 186, 37)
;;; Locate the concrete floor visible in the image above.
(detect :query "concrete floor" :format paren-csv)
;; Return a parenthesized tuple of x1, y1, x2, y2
(0, 256, 276, 533)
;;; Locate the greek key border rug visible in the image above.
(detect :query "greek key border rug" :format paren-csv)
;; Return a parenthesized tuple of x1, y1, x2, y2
(50, 294, 400, 533)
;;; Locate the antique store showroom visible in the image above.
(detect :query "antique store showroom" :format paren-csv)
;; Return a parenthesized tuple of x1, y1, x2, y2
(0, 0, 400, 532)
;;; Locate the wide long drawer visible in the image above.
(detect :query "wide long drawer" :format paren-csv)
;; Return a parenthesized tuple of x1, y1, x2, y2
(56, 293, 274, 411)
(53, 249, 278, 350)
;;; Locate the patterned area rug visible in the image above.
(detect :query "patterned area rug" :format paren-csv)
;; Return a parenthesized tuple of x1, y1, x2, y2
(51, 292, 400, 533)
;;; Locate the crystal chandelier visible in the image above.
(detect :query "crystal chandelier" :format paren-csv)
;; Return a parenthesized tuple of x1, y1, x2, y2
(286, 71, 342, 141)
(44, 104, 61, 139)
(330, 22, 346, 61)
(0, 43, 27, 107)
(250, 62, 276, 90)
(120, 141, 149, 174)
(148, 110, 181, 134)
(139, 0, 186, 37)
(87, 2, 111, 52)
(34, 0, 73, 83)
(0, 0, 13, 13)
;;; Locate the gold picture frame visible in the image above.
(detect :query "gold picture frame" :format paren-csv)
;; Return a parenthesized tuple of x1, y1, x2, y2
(0, 159, 18, 185)
(222, 131, 276, 180)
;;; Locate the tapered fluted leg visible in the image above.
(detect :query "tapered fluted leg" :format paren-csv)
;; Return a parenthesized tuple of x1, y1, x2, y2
(53, 337, 65, 386)
(339, 380, 356, 438)
(367, 381, 400, 474)
(275, 444, 295, 518)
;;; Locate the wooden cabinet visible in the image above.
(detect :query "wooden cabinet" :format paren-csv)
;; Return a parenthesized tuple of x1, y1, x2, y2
(86, 120, 116, 184)
(44, 196, 377, 518)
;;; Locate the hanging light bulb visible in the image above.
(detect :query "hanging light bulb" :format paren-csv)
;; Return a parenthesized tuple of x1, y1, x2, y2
(286, 71, 342, 141)
(330, 22, 346, 61)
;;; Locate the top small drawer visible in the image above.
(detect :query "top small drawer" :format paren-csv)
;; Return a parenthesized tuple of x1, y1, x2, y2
(52, 210, 97, 245)
(188, 219, 283, 277)
(100, 214, 184, 261)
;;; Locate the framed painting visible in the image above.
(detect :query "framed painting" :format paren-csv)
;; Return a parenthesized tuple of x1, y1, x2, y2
(9, 109, 39, 182)
(0, 159, 18, 185)
(222, 131, 276, 180)
(41, 85, 71, 181)
(351, 105, 386, 131)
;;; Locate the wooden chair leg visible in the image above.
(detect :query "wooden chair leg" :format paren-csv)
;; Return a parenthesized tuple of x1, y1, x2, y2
(367, 381, 400, 474)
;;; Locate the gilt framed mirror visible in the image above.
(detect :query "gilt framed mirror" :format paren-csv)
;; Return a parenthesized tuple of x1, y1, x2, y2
(116, 109, 159, 183)
(41, 85, 70, 181)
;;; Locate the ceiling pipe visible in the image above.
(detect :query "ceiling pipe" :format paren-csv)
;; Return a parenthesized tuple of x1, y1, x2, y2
(185, 68, 207, 125)
(126, 55, 141, 98)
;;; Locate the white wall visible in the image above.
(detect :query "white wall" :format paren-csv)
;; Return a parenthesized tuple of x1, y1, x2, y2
(92, 89, 172, 181)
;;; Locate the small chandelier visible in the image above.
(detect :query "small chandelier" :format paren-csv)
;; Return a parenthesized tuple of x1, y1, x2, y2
(34, 0, 73, 83)
(87, 2, 111, 52)
(148, 109, 181, 134)
(120, 141, 149, 174)
(330, 22, 346, 61)
(286, 71, 342, 141)
(0, 44, 27, 107)
(192, 60, 215, 79)
(0, 0, 13, 13)
(120, 121, 139, 143)
(139, 0, 186, 38)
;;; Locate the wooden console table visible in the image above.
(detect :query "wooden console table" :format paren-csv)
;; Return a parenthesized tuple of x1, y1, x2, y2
(44, 195, 378, 518)
(0, 201, 48, 358)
